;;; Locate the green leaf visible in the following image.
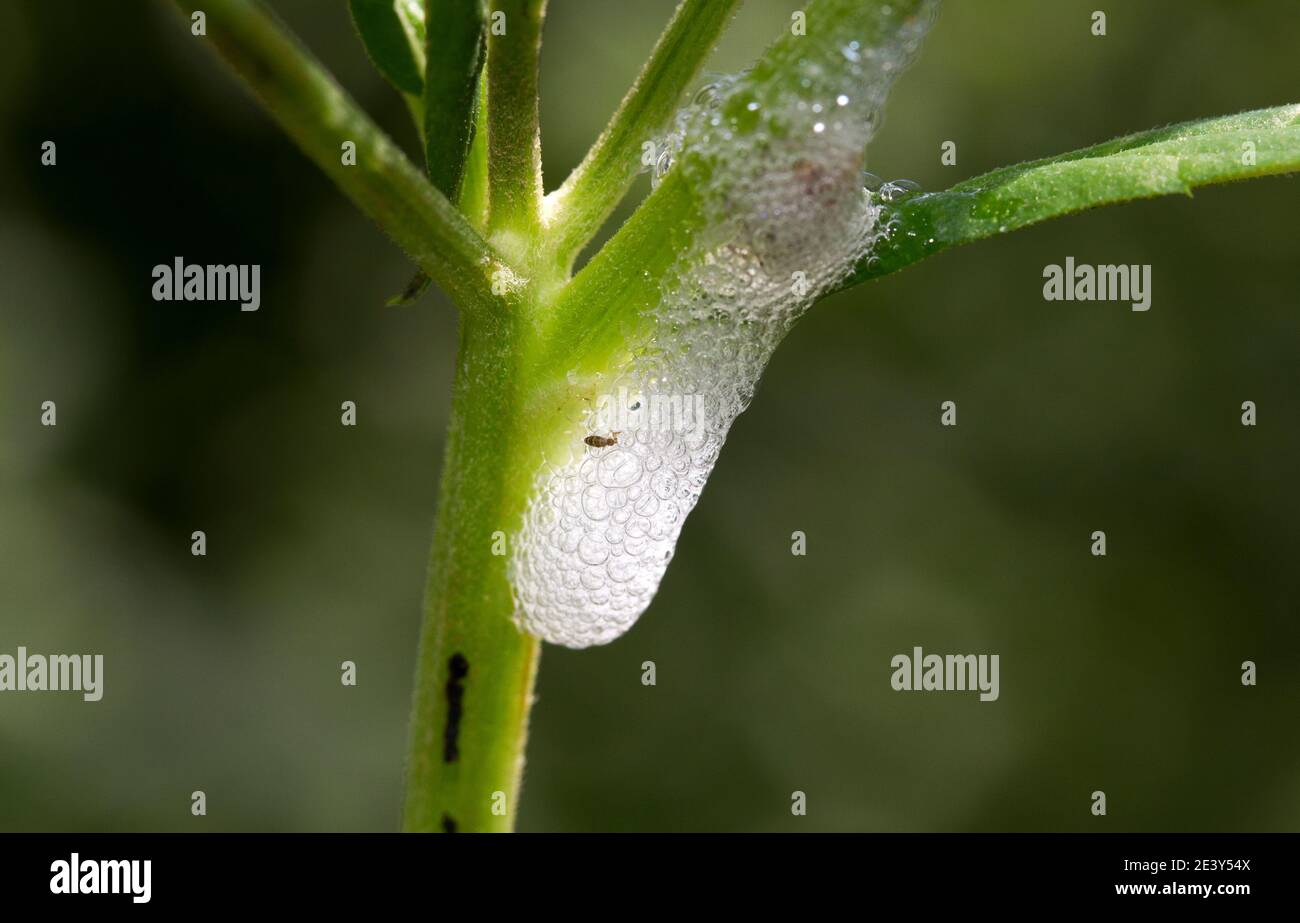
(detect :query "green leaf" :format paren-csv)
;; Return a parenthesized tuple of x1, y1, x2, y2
(349, 0, 426, 96)
(839, 104, 1300, 290)
(423, 0, 486, 200)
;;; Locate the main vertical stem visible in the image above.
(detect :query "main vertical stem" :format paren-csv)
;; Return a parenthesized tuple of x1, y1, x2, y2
(403, 310, 541, 833)
(405, 0, 553, 831)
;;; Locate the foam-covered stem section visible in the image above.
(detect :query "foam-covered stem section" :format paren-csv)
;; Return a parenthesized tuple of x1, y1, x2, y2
(511, 0, 939, 647)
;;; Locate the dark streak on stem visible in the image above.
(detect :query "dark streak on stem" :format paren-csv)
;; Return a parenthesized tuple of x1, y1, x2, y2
(442, 653, 469, 763)
(441, 813, 458, 833)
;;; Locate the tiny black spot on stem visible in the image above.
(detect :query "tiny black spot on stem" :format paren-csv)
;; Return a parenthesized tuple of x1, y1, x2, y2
(441, 813, 458, 833)
(443, 653, 469, 763)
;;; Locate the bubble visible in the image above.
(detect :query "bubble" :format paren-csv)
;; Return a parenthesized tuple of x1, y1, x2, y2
(877, 178, 923, 204)
(510, 1, 938, 648)
(693, 81, 722, 107)
(651, 148, 674, 188)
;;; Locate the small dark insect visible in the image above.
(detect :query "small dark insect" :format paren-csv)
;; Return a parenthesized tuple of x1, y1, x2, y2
(584, 431, 621, 448)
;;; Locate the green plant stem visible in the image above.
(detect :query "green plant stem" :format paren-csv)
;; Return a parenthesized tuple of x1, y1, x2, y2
(403, 309, 542, 833)
(543, 0, 741, 272)
(176, 0, 505, 314)
(485, 0, 547, 241)
(176, 0, 542, 832)
(536, 170, 700, 383)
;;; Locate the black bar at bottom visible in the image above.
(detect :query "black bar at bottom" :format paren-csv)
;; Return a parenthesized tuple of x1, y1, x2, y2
(0, 833, 1287, 908)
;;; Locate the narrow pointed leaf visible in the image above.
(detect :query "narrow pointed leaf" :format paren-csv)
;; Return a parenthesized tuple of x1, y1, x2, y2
(424, 0, 486, 200)
(838, 104, 1300, 290)
(349, 0, 427, 96)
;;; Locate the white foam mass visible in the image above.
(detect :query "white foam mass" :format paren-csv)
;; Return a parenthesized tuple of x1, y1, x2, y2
(511, 3, 938, 647)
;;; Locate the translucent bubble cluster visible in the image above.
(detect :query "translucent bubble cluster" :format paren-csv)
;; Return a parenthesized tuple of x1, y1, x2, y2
(511, 2, 939, 648)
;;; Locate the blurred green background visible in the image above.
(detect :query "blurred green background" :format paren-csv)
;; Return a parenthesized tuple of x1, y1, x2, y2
(1, 0, 1297, 831)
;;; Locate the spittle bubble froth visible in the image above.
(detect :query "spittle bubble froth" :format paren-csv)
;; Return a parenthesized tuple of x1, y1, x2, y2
(511, 2, 939, 648)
